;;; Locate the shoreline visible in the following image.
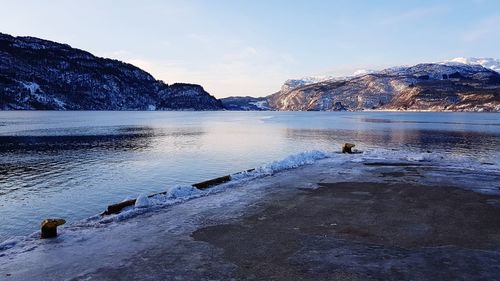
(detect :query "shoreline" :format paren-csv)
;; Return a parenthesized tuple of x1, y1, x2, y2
(1, 155, 499, 280)
(0, 109, 499, 113)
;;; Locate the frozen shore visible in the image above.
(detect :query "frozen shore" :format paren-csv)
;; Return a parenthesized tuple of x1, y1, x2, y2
(1, 150, 500, 280)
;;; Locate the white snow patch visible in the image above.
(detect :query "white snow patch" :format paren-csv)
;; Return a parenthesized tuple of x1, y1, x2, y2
(352, 69, 376, 76)
(21, 82, 41, 94)
(166, 185, 200, 199)
(256, 150, 330, 175)
(444, 57, 500, 73)
(249, 100, 269, 110)
(281, 76, 344, 91)
(134, 194, 150, 208)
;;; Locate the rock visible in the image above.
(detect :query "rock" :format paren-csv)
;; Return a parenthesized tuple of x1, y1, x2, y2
(333, 101, 347, 111)
(40, 219, 66, 239)
(342, 143, 356, 154)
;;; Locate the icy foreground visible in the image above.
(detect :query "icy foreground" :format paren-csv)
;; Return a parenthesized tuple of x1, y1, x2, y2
(0, 150, 499, 280)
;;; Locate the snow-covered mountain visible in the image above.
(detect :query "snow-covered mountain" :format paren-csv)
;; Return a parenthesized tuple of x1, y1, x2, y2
(3, 36, 495, 112)
(280, 72, 371, 93)
(278, 57, 500, 94)
(0, 33, 223, 110)
(222, 60, 500, 112)
(280, 76, 339, 92)
(443, 57, 500, 73)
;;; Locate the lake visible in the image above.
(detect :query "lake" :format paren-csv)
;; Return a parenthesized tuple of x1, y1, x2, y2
(0, 111, 499, 241)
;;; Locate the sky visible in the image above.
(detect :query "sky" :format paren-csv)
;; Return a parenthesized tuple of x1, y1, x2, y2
(1, 0, 499, 98)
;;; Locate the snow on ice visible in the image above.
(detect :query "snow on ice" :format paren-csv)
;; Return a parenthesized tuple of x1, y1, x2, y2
(0, 148, 498, 259)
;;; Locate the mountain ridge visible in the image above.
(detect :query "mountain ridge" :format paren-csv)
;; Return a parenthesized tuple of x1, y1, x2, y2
(284, 57, 500, 91)
(443, 57, 500, 73)
(1, 33, 498, 112)
(222, 59, 500, 112)
(0, 32, 223, 110)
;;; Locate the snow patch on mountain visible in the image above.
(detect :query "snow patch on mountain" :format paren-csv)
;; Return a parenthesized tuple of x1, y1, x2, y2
(248, 100, 269, 110)
(352, 69, 376, 76)
(282, 76, 332, 92)
(443, 57, 500, 73)
(20, 81, 41, 93)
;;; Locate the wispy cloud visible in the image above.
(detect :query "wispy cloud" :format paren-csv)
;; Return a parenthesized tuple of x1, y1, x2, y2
(98, 46, 296, 98)
(192, 46, 298, 97)
(379, 5, 448, 26)
(461, 14, 500, 42)
(63, 1, 498, 98)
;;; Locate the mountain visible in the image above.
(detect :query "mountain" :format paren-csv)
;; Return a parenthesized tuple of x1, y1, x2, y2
(443, 57, 500, 73)
(220, 96, 269, 111)
(280, 76, 337, 92)
(0, 33, 222, 110)
(222, 60, 500, 112)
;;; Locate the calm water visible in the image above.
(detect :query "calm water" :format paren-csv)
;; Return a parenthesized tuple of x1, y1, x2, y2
(0, 111, 499, 241)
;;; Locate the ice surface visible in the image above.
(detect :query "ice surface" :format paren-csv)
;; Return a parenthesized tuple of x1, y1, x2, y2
(0, 148, 498, 271)
(254, 150, 330, 175)
(166, 185, 201, 199)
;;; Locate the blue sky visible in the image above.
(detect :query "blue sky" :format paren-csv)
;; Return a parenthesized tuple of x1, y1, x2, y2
(1, 0, 499, 97)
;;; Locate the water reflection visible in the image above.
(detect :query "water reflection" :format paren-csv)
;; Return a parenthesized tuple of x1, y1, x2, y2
(285, 128, 499, 159)
(0, 111, 498, 241)
(0, 124, 211, 241)
(0, 127, 155, 198)
(0, 126, 157, 153)
(358, 117, 500, 126)
(0, 126, 211, 195)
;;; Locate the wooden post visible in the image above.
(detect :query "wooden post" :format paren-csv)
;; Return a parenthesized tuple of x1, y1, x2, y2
(41, 219, 66, 239)
(342, 143, 355, 154)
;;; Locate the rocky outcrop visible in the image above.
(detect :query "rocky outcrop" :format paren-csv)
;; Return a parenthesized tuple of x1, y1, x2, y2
(157, 83, 223, 110)
(0, 33, 223, 110)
